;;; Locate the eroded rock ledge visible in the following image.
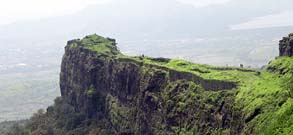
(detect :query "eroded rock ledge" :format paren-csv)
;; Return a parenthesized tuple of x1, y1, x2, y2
(59, 34, 240, 134)
(279, 33, 293, 57)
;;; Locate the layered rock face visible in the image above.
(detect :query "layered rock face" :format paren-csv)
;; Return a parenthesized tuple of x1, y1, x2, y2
(59, 34, 241, 134)
(279, 33, 293, 57)
(16, 34, 293, 135)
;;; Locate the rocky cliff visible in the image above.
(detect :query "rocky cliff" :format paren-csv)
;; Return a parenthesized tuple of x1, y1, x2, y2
(279, 33, 293, 57)
(14, 34, 293, 135)
(59, 35, 239, 134)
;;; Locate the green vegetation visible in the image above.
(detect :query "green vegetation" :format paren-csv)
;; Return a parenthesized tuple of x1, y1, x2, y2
(66, 35, 293, 134)
(233, 57, 293, 134)
(72, 34, 120, 55)
(115, 55, 257, 83)
(162, 80, 236, 134)
(268, 57, 293, 74)
(6, 35, 293, 135)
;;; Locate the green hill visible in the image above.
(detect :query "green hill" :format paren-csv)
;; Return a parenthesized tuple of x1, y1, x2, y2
(7, 34, 293, 135)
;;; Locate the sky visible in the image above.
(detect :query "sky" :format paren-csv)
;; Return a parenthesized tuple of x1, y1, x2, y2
(176, 0, 232, 8)
(0, 0, 293, 29)
(0, 0, 111, 25)
(0, 0, 233, 26)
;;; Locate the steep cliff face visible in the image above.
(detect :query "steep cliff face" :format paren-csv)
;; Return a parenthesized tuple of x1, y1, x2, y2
(59, 35, 239, 134)
(279, 33, 293, 57)
(16, 34, 293, 135)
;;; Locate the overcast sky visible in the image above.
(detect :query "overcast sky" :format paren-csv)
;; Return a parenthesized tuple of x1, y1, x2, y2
(0, 0, 111, 25)
(0, 0, 293, 30)
(0, 0, 233, 26)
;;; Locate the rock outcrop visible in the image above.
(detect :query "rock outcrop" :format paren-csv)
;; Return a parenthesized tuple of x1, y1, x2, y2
(17, 34, 293, 135)
(279, 33, 293, 57)
(58, 34, 240, 134)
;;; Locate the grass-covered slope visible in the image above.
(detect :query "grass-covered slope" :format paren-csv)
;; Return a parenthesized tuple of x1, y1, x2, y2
(123, 45, 293, 134)
(68, 34, 120, 56)
(8, 34, 293, 135)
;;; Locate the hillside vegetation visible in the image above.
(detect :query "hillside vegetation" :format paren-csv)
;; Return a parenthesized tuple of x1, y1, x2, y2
(6, 34, 293, 135)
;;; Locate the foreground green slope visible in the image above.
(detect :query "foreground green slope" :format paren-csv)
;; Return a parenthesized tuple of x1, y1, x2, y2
(8, 34, 293, 135)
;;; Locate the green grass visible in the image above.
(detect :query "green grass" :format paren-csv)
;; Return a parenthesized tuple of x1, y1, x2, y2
(232, 57, 293, 134)
(68, 34, 293, 134)
(117, 52, 293, 134)
(70, 34, 258, 83)
(115, 55, 257, 84)
(262, 98, 293, 135)
(268, 57, 293, 74)
(69, 34, 120, 55)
